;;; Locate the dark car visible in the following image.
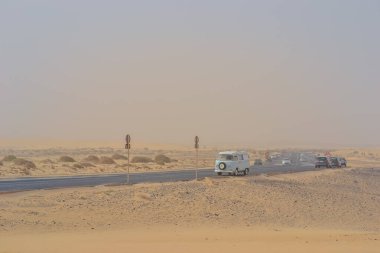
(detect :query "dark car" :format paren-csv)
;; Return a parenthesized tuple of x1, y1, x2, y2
(254, 159, 263, 166)
(315, 156, 331, 168)
(338, 157, 347, 167)
(329, 157, 341, 168)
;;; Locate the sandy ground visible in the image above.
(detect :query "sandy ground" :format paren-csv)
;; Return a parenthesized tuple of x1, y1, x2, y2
(0, 147, 218, 177)
(0, 167, 379, 252)
(1, 227, 379, 253)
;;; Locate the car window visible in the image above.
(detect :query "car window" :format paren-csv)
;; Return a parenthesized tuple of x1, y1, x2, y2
(218, 154, 233, 160)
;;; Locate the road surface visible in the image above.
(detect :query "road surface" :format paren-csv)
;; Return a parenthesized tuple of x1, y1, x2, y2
(0, 164, 315, 193)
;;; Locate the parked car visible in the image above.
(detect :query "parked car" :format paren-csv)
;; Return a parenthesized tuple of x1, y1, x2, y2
(215, 151, 250, 176)
(329, 157, 341, 168)
(254, 159, 263, 166)
(338, 157, 347, 167)
(282, 159, 291, 166)
(315, 156, 331, 168)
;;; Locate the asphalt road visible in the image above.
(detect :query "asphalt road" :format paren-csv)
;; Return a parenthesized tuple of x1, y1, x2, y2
(0, 164, 315, 193)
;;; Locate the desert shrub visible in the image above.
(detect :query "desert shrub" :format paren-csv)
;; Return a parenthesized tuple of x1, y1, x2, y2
(155, 160, 163, 165)
(0, 161, 3, 166)
(20, 167, 31, 176)
(111, 154, 128, 160)
(2, 155, 17, 162)
(154, 154, 171, 165)
(83, 155, 100, 163)
(59, 156, 76, 163)
(131, 156, 153, 163)
(41, 159, 54, 164)
(13, 158, 36, 169)
(80, 162, 95, 168)
(72, 163, 84, 169)
(99, 156, 116, 164)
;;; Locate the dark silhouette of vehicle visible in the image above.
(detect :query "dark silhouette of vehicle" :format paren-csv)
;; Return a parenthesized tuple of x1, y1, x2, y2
(338, 157, 347, 167)
(329, 157, 341, 168)
(315, 156, 331, 168)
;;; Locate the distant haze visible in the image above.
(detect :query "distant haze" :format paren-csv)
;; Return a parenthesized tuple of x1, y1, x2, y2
(1, 1, 380, 148)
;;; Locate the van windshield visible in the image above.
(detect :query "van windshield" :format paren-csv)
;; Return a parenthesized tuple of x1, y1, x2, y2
(217, 154, 233, 161)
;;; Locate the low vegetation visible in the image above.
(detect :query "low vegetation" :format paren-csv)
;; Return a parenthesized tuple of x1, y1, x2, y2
(13, 158, 36, 169)
(111, 154, 128, 160)
(99, 156, 116, 164)
(72, 163, 84, 169)
(2, 155, 17, 162)
(20, 167, 32, 176)
(80, 162, 95, 168)
(131, 156, 153, 163)
(83, 155, 100, 163)
(41, 159, 54, 164)
(154, 154, 171, 165)
(59, 156, 76, 163)
(0, 161, 3, 166)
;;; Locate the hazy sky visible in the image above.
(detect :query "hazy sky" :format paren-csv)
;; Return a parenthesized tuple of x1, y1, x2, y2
(1, 0, 379, 147)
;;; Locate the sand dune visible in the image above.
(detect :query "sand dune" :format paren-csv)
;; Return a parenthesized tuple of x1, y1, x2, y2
(0, 167, 379, 252)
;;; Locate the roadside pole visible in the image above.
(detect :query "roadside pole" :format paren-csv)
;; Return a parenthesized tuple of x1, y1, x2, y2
(125, 134, 131, 184)
(195, 136, 199, 180)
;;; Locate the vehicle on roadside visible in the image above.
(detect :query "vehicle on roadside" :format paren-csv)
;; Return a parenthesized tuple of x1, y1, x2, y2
(315, 156, 331, 168)
(338, 157, 347, 167)
(270, 153, 281, 160)
(215, 151, 250, 176)
(254, 159, 263, 166)
(329, 157, 341, 168)
(281, 159, 291, 166)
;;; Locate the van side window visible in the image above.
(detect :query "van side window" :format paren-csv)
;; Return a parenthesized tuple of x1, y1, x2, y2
(233, 156, 238, 161)
(240, 155, 244, 160)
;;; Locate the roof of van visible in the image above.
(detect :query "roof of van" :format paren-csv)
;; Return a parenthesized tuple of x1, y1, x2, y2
(218, 151, 248, 155)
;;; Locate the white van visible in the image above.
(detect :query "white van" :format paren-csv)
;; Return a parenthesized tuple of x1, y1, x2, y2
(215, 151, 250, 176)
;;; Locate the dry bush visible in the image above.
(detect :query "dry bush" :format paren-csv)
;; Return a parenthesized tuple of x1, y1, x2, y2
(0, 161, 3, 166)
(2, 155, 17, 162)
(20, 167, 31, 176)
(131, 156, 153, 163)
(13, 158, 36, 169)
(83, 155, 100, 163)
(41, 159, 54, 164)
(111, 154, 128, 160)
(72, 163, 84, 169)
(154, 154, 171, 165)
(59, 156, 76, 163)
(99, 156, 115, 164)
(80, 162, 95, 168)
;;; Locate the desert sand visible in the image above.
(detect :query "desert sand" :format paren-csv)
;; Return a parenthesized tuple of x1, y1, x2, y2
(0, 166, 379, 252)
(0, 147, 217, 178)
